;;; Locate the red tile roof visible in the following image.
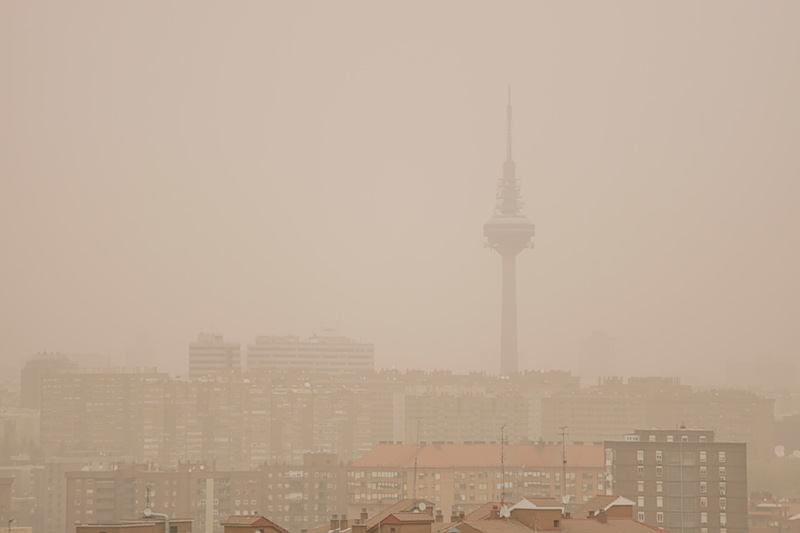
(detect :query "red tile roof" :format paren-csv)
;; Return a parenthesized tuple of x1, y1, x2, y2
(222, 515, 290, 533)
(458, 519, 534, 533)
(306, 499, 435, 533)
(352, 444, 603, 469)
(464, 503, 501, 521)
(572, 495, 633, 518)
(561, 518, 670, 533)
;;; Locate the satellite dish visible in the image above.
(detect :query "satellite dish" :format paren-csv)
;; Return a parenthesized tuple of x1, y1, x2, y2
(562, 495, 570, 505)
(144, 508, 152, 517)
(499, 505, 510, 519)
(419, 503, 427, 511)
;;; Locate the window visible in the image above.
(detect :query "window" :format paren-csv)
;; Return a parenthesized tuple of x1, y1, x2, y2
(700, 436, 707, 443)
(700, 451, 707, 463)
(700, 466, 707, 478)
(720, 498, 727, 510)
(637, 451, 644, 464)
(656, 481, 663, 493)
(656, 451, 663, 464)
(656, 512, 664, 523)
(637, 466, 644, 476)
(553, 521, 560, 528)
(649, 435, 656, 442)
(700, 497, 707, 508)
(700, 482, 707, 493)
(701, 513, 708, 524)
(720, 513, 727, 526)
(656, 497, 663, 508)
(719, 467, 726, 480)
(718, 452, 726, 463)
(638, 481, 644, 492)
(638, 497, 645, 507)
(682, 435, 689, 443)
(656, 466, 663, 477)
(720, 483, 726, 495)
(170, 527, 177, 533)
(638, 512, 645, 522)
(667, 436, 674, 442)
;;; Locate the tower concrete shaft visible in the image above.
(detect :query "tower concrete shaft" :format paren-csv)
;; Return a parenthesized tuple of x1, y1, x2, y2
(483, 89, 535, 375)
(501, 254, 518, 374)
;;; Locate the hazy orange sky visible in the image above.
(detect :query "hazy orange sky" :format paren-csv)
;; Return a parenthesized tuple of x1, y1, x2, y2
(1, 2, 798, 381)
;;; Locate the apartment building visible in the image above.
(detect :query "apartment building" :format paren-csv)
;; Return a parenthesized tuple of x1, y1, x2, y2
(1, 476, 12, 528)
(541, 394, 646, 443)
(190, 334, 242, 379)
(347, 442, 605, 518)
(246, 335, 374, 374)
(65, 454, 347, 533)
(605, 428, 747, 533)
(39, 369, 175, 461)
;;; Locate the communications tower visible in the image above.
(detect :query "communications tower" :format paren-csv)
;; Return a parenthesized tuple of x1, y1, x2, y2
(484, 89, 535, 375)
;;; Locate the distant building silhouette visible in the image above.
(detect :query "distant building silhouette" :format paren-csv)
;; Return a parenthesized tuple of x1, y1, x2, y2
(484, 89, 535, 375)
(247, 333, 374, 374)
(20, 352, 75, 409)
(189, 333, 241, 379)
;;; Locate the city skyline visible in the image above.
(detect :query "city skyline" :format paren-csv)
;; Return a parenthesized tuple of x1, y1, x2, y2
(2, 2, 799, 382)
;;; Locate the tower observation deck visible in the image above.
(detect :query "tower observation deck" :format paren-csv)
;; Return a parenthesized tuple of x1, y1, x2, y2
(483, 89, 535, 375)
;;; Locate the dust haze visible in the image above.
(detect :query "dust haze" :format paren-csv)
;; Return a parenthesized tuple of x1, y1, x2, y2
(2, 1, 797, 381)
(1, 3, 800, 533)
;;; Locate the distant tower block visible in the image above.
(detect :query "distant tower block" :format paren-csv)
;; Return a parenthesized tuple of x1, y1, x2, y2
(484, 89, 535, 375)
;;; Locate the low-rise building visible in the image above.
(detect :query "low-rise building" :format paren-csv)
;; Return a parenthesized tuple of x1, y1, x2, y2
(76, 518, 193, 533)
(347, 443, 604, 518)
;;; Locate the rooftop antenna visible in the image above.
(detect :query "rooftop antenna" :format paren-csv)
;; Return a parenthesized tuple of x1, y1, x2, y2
(500, 425, 506, 505)
(413, 456, 418, 501)
(560, 426, 569, 505)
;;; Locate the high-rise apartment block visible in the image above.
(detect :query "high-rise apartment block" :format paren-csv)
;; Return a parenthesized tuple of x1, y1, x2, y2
(247, 335, 374, 374)
(20, 352, 75, 409)
(189, 333, 242, 379)
(605, 429, 747, 533)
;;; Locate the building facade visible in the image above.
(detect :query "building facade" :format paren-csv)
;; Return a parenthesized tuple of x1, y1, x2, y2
(190, 334, 242, 379)
(247, 335, 374, 374)
(605, 429, 747, 533)
(347, 443, 605, 518)
(65, 454, 347, 533)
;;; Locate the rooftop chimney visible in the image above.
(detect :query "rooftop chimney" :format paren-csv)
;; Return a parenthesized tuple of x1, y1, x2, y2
(451, 511, 460, 523)
(352, 523, 367, 533)
(340, 518, 349, 530)
(490, 505, 500, 520)
(435, 511, 443, 523)
(361, 508, 369, 522)
(330, 515, 340, 531)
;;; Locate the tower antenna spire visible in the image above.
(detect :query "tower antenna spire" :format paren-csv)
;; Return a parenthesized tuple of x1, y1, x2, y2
(506, 86, 513, 162)
(484, 90, 535, 376)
